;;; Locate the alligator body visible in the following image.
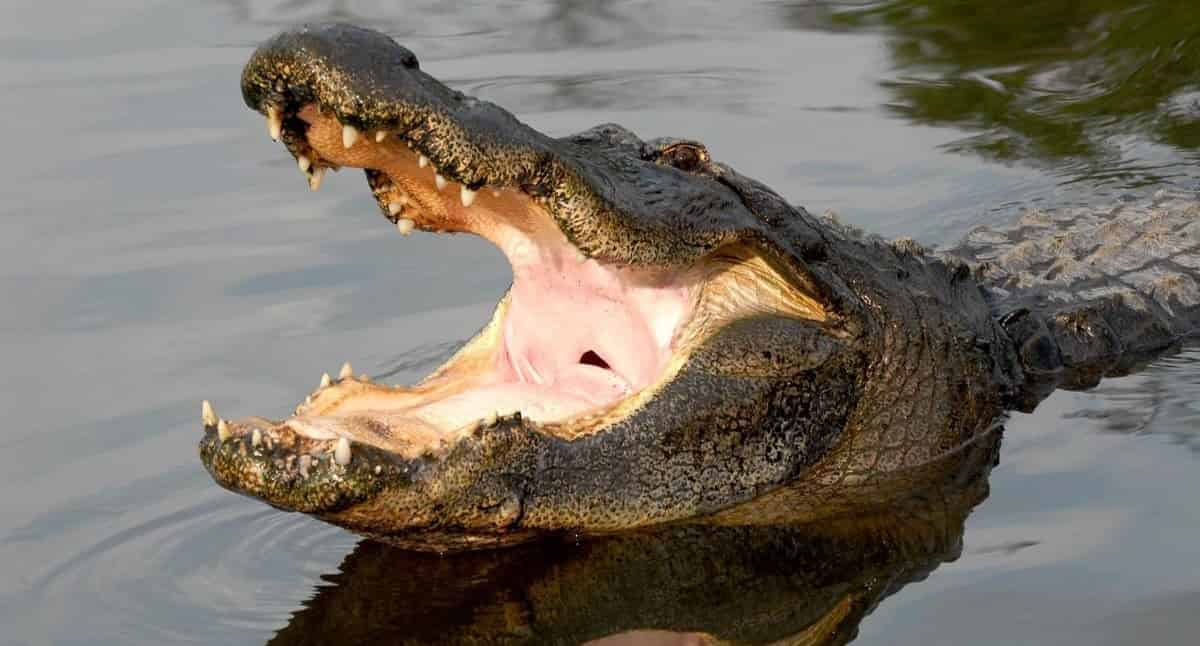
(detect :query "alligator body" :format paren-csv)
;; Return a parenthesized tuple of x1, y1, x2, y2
(199, 24, 1200, 552)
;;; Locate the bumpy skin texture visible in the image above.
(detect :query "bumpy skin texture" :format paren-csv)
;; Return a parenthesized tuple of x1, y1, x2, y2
(946, 193, 1200, 406)
(200, 24, 1199, 551)
(266, 435, 997, 645)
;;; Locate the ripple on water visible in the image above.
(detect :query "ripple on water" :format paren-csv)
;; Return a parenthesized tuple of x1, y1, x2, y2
(455, 68, 761, 115)
(21, 493, 357, 645)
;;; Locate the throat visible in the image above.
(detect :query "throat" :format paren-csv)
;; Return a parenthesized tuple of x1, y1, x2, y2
(387, 235, 693, 433)
(494, 228, 693, 415)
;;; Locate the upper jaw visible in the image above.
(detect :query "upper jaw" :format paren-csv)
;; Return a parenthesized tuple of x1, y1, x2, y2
(242, 23, 797, 269)
(243, 23, 560, 222)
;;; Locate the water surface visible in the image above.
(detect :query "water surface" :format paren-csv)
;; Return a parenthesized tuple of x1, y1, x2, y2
(2, 1, 1198, 644)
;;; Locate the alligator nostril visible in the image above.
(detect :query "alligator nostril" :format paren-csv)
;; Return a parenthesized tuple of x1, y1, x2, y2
(400, 51, 418, 69)
(579, 350, 611, 370)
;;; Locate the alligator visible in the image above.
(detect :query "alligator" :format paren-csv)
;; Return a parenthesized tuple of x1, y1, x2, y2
(199, 23, 1200, 553)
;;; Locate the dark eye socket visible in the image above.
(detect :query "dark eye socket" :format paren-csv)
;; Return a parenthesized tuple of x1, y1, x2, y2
(662, 144, 708, 172)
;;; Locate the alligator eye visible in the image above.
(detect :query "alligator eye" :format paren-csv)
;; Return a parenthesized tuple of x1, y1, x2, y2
(661, 143, 708, 172)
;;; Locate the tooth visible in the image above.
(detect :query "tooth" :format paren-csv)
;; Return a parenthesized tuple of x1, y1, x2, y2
(576, 250, 587, 263)
(484, 411, 499, 427)
(397, 218, 415, 236)
(334, 437, 352, 466)
(308, 167, 324, 192)
(435, 174, 447, 190)
(201, 400, 217, 427)
(406, 141, 413, 149)
(460, 186, 476, 207)
(297, 155, 311, 173)
(251, 428, 262, 448)
(299, 455, 311, 477)
(374, 130, 387, 143)
(339, 361, 354, 379)
(319, 373, 332, 388)
(342, 124, 359, 148)
(217, 419, 232, 441)
(418, 155, 428, 168)
(266, 107, 282, 141)
(388, 202, 403, 216)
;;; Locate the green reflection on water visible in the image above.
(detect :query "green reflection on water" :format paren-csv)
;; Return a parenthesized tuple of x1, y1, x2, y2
(816, 1, 1200, 184)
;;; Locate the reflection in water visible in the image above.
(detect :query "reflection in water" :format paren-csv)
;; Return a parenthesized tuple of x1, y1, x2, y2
(808, 0, 1200, 186)
(1065, 347, 1200, 454)
(267, 434, 999, 645)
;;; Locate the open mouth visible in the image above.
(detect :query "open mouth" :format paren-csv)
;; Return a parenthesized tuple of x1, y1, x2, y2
(264, 102, 699, 453)
(200, 25, 836, 528)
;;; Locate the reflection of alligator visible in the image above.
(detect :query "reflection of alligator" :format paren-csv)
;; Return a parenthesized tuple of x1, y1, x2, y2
(199, 24, 1200, 552)
(268, 433, 997, 646)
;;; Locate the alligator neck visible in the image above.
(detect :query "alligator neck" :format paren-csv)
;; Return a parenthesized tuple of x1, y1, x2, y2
(942, 192, 1200, 409)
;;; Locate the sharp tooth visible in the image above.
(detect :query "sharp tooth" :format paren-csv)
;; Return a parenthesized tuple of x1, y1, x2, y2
(484, 411, 499, 427)
(201, 400, 217, 428)
(342, 124, 359, 148)
(460, 186, 476, 207)
(319, 373, 332, 389)
(266, 107, 283, 141)
(406, 141, 413, 149)
(251, 428, 262, 448)
(339, 361, 354, 379)
(418, 155, 428, 168)
(297, 155, 311, 173)
(435, 174, 447, 190)
(388, 202, 403, 216)
(374, 130, 387, 143)
(308, 167, 324, 192)
(576, 250, 587, 263)
(334, 437, 352, 466)
(397, 218, 415, 236)
(217, 419, 232, 442)
(299, 454, 311, 477)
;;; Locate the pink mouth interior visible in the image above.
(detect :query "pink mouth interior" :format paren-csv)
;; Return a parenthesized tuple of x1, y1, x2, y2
(273, 106, 696, 441)
(408, 227, 693, 430)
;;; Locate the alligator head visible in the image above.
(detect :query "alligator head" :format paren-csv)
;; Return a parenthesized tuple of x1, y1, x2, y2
(200, 24, 1010, 551)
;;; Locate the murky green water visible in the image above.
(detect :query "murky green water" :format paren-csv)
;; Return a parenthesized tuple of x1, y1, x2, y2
(1, 2, 1198, 644)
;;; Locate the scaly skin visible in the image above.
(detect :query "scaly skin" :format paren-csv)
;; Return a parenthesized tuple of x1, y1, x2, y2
(199, 24, 1199, 552)
(266, 432, 998, 645)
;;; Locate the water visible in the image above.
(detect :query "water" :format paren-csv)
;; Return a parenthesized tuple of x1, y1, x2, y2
(2, 1, 1198, 644)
